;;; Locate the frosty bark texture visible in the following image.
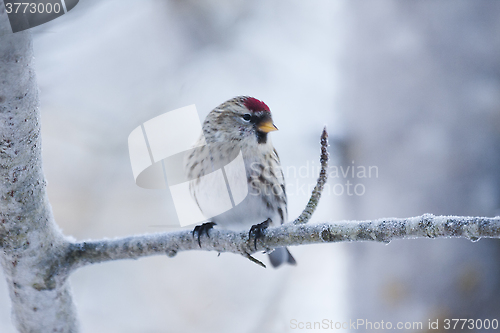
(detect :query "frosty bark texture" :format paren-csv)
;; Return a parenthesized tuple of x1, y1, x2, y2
(63, 214, 500, 271)
(0, 2, 78, 331)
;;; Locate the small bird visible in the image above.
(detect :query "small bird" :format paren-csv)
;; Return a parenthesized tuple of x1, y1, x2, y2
(185, 96, 296, 267)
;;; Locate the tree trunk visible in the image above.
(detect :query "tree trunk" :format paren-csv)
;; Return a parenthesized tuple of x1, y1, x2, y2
(0, 2, 78, 331)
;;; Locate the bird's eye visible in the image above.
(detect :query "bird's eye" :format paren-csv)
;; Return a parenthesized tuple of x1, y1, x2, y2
(242, 114, 252, 122)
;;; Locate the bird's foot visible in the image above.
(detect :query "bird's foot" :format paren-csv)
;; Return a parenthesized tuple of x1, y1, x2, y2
(249, 218, 271, 251)
(192, 222, 216, 247)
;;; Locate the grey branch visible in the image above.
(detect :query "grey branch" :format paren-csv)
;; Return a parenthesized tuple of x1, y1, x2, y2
(61, 214, 500, 274)
(58, 130, 500, 270)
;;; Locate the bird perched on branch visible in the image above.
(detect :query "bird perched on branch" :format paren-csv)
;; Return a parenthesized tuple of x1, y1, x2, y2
(185, 96, 296, 267)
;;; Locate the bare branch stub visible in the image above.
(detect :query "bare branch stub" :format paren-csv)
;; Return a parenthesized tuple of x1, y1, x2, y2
(293, 127, 329, 225)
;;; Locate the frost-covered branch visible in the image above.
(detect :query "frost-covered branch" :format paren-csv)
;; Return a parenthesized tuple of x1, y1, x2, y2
(59, 214, 500, 272)
(46, 126, 500, 274)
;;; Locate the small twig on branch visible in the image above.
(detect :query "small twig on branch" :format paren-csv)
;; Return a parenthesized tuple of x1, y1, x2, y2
(293, 126, 329, 225)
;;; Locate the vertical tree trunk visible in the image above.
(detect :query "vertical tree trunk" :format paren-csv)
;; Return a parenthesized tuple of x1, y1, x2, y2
(0, 2, 78, 331)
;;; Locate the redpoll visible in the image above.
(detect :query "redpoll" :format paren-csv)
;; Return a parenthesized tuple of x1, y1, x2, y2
(185, 96, 296, 267)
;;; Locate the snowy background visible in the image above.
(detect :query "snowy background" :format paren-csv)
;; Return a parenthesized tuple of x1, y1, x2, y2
(1, 0, 500, 332)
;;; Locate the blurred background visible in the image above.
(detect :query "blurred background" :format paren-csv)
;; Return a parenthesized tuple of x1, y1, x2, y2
(1, 0, 500, 332)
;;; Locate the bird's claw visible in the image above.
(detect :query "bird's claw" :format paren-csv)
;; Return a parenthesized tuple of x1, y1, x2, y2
(249, 218, 271, 251)
(192, 222, 216, 247)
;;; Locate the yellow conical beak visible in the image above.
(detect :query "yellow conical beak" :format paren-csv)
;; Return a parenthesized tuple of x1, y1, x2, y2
(258, 120, 278, 133)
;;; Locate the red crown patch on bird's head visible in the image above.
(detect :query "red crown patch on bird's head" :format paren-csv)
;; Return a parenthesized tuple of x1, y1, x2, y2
(242, 97, 270, 113)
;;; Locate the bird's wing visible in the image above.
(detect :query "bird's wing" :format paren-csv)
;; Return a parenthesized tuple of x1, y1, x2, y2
(272, 147, 288, 224)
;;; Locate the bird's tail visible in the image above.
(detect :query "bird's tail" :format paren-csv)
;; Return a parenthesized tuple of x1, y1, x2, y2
(268, 247, 296, 268)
